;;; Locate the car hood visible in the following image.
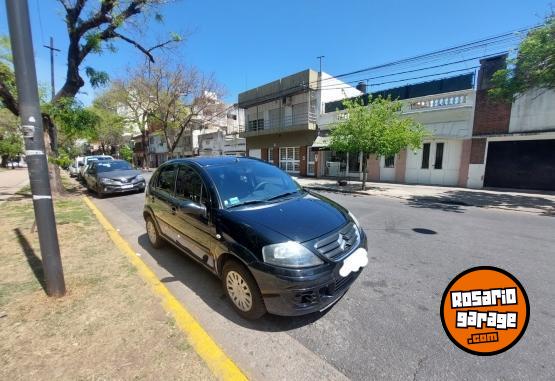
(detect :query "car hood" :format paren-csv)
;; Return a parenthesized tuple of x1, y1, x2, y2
(226, 192, 349, 242)
(98, 169, 141, 180)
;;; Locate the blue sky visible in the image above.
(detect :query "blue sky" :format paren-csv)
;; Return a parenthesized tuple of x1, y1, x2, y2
(0, 0, 552, 105)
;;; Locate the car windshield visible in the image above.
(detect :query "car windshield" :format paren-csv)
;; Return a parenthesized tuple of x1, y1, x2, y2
(96, 161, 133, 172)
(205, 160, 301, 208)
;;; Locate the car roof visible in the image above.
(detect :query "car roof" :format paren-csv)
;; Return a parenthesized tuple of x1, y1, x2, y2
(164, 156, 262, 168)
(94, 159, 127, 164)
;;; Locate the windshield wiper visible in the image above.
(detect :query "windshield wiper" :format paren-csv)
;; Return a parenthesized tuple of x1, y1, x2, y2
(227, 199, 267, 209)
(266, 190, 299, 202)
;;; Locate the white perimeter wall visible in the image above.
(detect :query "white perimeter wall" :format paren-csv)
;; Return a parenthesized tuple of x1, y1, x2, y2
(509, 89, 555, 133)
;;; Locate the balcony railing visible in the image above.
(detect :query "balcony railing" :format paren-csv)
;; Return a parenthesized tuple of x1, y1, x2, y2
(244, 112, 316, 133)
(407, 90, 472, 111)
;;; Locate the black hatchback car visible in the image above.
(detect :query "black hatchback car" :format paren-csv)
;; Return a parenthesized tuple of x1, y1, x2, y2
(144, 157, 368, 319)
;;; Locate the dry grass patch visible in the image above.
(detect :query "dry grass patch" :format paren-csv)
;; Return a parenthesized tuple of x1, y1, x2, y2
(0, 196, 215, 380)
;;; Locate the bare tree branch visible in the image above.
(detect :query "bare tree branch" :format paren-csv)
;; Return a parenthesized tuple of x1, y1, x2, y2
(114, 32, 155, 62)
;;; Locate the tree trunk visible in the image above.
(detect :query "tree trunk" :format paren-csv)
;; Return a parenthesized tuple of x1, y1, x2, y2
(141, 131, 148, 169)
(42, 116, 64, 197)
(361, 153, 369, 191)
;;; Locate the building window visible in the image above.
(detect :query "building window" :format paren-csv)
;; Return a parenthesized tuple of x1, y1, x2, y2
(385, 155, 395, 168)
(434, 142, 444, 170)
(248, 119, 265, 131)
(268, 148, 273, 163)
(421, 143, 430, 169)
(279, 147, 300, 173)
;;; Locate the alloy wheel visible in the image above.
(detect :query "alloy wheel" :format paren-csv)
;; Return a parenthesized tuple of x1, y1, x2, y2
(226, 270, 253, 312)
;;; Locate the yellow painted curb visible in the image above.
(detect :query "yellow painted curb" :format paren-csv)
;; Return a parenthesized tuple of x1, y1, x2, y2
(83, 197, 248, 381)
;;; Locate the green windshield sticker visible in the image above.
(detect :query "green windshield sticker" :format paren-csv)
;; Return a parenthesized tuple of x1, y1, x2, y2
(228, 197, 240, 205)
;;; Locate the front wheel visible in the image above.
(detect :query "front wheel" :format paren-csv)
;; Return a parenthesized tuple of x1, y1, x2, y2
(222, 260, 266, 320)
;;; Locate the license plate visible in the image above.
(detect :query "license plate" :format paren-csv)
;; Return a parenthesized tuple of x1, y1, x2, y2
(121, 184, 133, 189)
(339, 248, 368, 278)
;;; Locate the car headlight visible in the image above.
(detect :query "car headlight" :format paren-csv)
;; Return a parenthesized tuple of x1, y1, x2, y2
(135, 174, 145, 181)
(262, 241, 323, 268)
(348, 211, 360, 228)
(100, 178, 116, 184)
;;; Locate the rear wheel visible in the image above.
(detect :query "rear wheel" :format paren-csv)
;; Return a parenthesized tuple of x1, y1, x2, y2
(146, 216, 164, 248)
(222, 260, 266, 319)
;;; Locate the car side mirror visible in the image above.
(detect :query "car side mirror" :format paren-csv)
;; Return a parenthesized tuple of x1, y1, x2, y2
(179, 200, 207, 217)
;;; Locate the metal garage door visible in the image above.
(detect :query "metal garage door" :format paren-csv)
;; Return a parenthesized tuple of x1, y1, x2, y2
(484, 139, 555, 190)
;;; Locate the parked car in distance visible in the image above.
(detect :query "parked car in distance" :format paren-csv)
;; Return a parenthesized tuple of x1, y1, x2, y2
(143, 157, 368, 319)
(68, 163, 79, 177)
(78, 155, 113, 181)
(84, 159, 145, 198)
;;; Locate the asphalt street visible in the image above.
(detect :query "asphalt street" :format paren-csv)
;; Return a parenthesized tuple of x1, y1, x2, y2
(91, 172, 555, 380)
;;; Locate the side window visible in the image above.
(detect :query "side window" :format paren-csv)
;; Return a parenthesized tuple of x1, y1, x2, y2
(175, 166, 207, 204)
(157, 165, 176, 194)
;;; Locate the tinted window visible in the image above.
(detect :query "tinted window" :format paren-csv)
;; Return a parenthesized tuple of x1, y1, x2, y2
(96, 161, 133, 172)
(206, 160, 299, 208)
(157, 165, 176, 193)
(175, 166, 206, 203)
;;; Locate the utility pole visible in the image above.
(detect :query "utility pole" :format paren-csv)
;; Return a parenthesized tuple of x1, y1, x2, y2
(43, 36, 60, 101)
(317, 55, 325, 74)
(6, 0, 66, 297)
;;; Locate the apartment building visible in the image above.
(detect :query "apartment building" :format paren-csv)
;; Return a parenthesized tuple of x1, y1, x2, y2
(238, 69, 361, 176)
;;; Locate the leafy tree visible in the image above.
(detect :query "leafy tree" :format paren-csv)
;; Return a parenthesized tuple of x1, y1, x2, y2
(0, 107, 21, 167)
(46, 98, 99, 144)
(119, 144, 133, 162)
(490, 14, 555, 101)
(0, 1, 181, 193)
(329, 97, 427, 190)
(90, 92, 128, 154)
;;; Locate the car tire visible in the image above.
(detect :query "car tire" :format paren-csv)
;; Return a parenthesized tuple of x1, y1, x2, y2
(222, 260, 266, 320)
(146, 216, 164, 249)
(96, 186, 105, 199)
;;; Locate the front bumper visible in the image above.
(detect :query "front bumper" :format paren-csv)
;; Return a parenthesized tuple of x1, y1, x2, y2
(249, 231, 367, 316)
(100, 181, 145, 194)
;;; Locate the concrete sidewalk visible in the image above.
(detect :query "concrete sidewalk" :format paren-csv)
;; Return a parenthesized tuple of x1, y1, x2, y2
(295, 177, 555, 216)
(0, 168, 29, 201)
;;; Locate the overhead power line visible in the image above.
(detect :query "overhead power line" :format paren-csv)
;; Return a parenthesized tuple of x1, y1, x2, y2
(317, 67, 479, 92)
(314, 24, 538, 87)
(318, 51, 506, 89)
(238, 24, 539, 106)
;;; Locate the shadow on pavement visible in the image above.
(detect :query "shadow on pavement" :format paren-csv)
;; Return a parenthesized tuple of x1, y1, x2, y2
(305, 182, 387, 194)
(137, 233, 330, 332)
(14, 228, 47, 293)
(406, 190, 555, 216)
